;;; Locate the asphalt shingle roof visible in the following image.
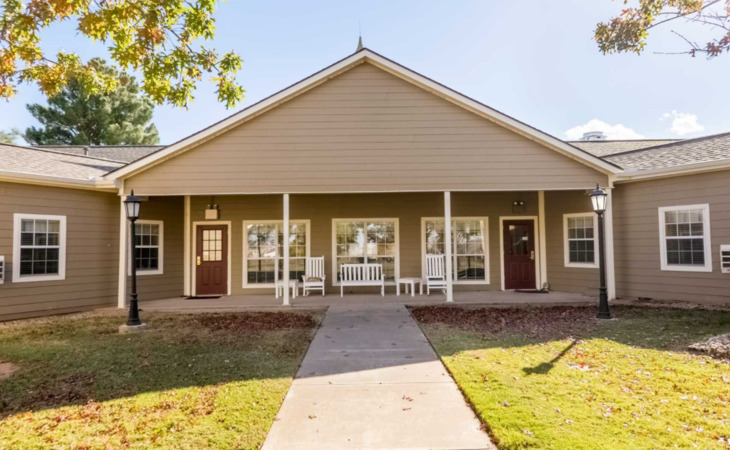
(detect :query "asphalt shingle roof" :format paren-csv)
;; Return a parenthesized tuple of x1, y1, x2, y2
(34, 145, 164, 163)
(0, 144, 124, 180)
(569, 139, 682, 157)
(602, 132, 730, 172)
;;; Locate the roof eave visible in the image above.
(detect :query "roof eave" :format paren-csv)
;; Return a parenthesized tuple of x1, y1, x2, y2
(615, 158, 730, 183)
(0, 170, 117, 191)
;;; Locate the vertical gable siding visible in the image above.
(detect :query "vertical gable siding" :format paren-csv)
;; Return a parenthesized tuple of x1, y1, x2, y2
(0, 182, 119, 321)
(613, 170, 730, 305)
(126, 63, 607, 195)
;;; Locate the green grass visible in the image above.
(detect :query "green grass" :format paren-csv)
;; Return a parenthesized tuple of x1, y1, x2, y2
(412, 305, 730, 450)
(0, 310, 322, 449)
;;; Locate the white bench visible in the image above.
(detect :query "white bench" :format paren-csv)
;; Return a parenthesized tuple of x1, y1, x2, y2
(339, 263, 385, 297)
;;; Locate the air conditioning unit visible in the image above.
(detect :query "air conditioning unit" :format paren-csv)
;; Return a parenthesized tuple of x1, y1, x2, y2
(0, 256, 4, 284)
(721, 245, 730, 274)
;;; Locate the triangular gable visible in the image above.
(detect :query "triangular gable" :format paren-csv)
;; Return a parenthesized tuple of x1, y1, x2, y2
(106, 48, 621, 182)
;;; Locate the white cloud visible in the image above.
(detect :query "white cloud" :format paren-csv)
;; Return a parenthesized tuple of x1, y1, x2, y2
(661, 110, 704, 136)
(564, 119, 644, 140)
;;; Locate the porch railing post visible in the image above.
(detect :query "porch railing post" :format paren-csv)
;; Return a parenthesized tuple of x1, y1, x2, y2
(117, 186, 127, 308)
(605, 187, 616, 300)
(282, 193, 290, 306)
(444, 191, 454, 302)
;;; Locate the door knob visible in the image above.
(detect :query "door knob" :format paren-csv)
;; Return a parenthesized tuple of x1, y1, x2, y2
(530, 251, 535, 260)
(196, 256, 201, 265)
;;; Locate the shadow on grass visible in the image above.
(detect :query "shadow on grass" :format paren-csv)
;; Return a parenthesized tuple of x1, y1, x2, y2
(410, 304, 730, 356)
(0, 310, 322, 418)
(522, 339, 578, 375)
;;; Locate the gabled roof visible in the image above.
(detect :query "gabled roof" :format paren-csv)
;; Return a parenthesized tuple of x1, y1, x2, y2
(0, 143, 123, 189)
(570, 139, 682, 157)
(35, 145, 163, 163)
(105, 48, 622, 180)
(606, 132, 730, 174)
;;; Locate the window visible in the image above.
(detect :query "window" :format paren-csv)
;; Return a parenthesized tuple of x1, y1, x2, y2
(12, 214, 66, 282)
(131, 220, 163, 275)
(244, 221, 309, 286)
(333, 219, 398, 283)
(563, 213, 598, 268)
(422, 217, 489, 283)
(659, 204, 712, 272)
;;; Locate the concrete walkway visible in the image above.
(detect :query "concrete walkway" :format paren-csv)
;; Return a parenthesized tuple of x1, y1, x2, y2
(262, 303, 494, 450)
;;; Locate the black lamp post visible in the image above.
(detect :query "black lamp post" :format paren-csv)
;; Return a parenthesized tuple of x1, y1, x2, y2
(124, 190, 142, 326)
(590, 184, 611, 319)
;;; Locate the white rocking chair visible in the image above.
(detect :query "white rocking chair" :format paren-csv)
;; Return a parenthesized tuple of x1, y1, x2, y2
(425, 254, 448, 295)
(301, 256, 326, 296)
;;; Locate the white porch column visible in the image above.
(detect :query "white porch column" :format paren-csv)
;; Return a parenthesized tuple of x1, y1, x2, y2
(117, 186, 127, 308)
(183, 195, 191, 297)
(537, 190, 548, 289)
(282, 193, 290, 306)
(605, 187, 616, 300)
(444, 192, 454, 302)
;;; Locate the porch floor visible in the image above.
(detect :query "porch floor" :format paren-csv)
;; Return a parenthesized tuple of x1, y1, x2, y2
(134, 290, 597, 313)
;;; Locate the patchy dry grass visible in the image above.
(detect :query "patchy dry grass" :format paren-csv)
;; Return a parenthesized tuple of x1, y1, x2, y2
(0, 310, 322, 449)
(411, 305, 730, 450)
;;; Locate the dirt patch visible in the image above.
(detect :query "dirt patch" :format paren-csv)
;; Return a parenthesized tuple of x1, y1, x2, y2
(410, 305, 600, 338)
(689, 333, 730, 358)
(0, 362, 18, 380)
(190, 311, 317, 334)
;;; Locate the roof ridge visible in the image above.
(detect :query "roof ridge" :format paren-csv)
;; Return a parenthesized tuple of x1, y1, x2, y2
(604, 131, 730, 159)
(0, 143, 127, 165)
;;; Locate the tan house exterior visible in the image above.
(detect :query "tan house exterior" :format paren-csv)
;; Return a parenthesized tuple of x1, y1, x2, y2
(1, 47, 729, 320)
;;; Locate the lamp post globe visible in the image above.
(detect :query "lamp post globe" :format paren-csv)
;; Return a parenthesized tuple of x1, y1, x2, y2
(591, 184, 612, 319)
(124, 191, 142, 327)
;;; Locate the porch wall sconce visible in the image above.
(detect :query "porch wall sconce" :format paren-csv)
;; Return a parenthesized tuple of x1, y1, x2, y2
(205, 204, 219, 220)
(512, 200, 525, 214)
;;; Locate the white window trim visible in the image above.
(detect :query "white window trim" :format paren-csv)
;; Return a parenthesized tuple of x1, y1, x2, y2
(658, 204, 712, 272)
(331, 218, 400, 287)
(128, 220, 164, 276)
(242, 219, 311, 288)
(420, 217, 490, 285)
(563, 212, 599, 269)
(12, 213, 67, 283)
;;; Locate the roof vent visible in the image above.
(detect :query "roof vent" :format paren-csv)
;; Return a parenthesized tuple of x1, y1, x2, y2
(580, 131, 607, 141)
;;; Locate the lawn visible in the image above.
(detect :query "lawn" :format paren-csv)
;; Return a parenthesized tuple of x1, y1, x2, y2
(0, 309, 322, 449)
(411, 305, 730, 450)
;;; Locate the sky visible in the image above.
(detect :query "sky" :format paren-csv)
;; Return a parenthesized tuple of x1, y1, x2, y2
(1, 0, 728, 144)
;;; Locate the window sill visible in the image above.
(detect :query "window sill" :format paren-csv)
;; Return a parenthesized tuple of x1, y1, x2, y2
(660, 265, 712, 273)
(134, 270, 164, 276)
(564, 263, 599, 269)
(12, 274, 65, 283)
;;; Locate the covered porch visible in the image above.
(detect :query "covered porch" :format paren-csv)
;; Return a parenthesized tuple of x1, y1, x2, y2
(117, 189, 616, 308)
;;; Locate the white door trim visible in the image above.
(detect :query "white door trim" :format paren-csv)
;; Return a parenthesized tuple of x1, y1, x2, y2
(192, 220, 232, 296)
(499, 216, 540, 291)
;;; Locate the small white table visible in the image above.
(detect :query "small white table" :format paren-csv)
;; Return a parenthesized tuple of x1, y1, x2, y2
(275, 279, 299, 300)
(396, 277, 423, 297)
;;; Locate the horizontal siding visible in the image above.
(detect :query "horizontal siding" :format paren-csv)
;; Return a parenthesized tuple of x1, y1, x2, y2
(127, 62, 607, 195)
(613, 170, 730, 305)
(544, 190, 599, 294)
(133, 196, 185, 301)
(188, 191, 547, 295)
(0, 182, 119, 321)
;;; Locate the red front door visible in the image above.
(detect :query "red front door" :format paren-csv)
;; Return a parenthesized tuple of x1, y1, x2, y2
(503, 220, 536, 290)
(196, 225, 228, 295)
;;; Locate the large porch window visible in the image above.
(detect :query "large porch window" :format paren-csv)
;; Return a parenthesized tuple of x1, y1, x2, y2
(563, 213, 598, 268)
(333, 219, 399, 283)
(422, 217, 489, 284)
(243, 220, 310, 287)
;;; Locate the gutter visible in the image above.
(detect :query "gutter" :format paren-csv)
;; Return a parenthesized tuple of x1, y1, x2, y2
(0, 170, 117, 191)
